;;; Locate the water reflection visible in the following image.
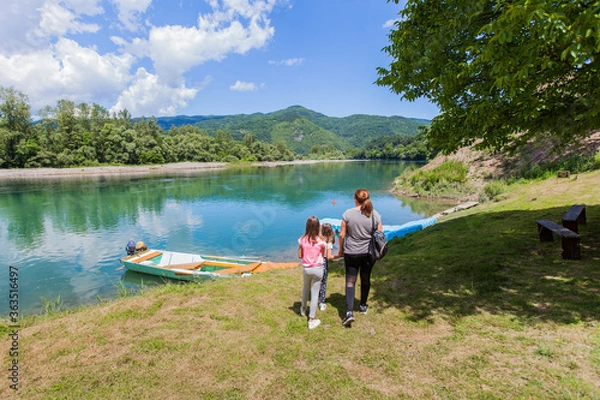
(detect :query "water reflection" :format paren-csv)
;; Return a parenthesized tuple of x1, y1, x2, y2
(0, 161, 449, 316)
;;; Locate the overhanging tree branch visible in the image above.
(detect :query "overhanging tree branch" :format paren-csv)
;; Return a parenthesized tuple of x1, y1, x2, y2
(378, 0, 600, 153)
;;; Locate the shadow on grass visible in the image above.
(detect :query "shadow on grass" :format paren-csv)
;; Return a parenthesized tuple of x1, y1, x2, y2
(371, 205, 600, 325)
(291, 294, 350, 323)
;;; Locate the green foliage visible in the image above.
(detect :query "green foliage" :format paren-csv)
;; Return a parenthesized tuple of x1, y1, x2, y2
(480, 181, 508, 202)
(397, 160, 474, 198)
(41, 295, 63, 316)
(308, 144, 345, 160)
(270, 118, 347, 155)
(353, 132, 436, 161)
(115, 281, 139, 298)
(378, 0, 600, 154)
(155, 105, 428, 152)
(511, 153, 599, 180)
(2, 88, 427, 167)
(0, 87, 33, 167)
(0, 87, 297, 168)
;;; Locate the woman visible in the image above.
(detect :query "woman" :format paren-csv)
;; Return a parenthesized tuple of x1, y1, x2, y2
(337, 188, 383, 327)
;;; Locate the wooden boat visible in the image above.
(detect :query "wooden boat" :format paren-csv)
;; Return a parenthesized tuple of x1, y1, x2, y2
(120, 249, 299, 281)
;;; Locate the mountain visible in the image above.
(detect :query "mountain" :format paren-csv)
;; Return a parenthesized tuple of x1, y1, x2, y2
(153, 106, 430, 155)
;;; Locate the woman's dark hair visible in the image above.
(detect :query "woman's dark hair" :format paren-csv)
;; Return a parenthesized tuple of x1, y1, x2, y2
(354, 188, 373, 217)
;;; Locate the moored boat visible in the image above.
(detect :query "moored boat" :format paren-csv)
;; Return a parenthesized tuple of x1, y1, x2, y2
(120, 248, 298, 281)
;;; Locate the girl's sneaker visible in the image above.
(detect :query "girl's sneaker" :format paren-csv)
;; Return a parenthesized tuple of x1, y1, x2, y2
(359, 304, 368, 314)
(318, 303, 327, 311)
(308, 319, 321, 329)
(342, 312, 354, 327)
(300, 306, 307, 317)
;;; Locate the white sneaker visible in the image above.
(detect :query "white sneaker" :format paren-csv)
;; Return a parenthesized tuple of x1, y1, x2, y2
(318, 303, 327, 311)
(308, 319, 321, 330)
(300, 306, 306, 317)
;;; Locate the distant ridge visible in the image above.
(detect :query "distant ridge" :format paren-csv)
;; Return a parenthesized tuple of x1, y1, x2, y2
(151, 105, 430, 155)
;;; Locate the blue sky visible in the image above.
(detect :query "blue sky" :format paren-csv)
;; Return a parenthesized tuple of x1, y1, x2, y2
(0, 0, 439, 119)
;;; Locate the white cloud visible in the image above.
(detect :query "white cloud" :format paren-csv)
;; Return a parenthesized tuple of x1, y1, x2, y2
(268, 57, 304, 66)
(35, 1, 100, 38)
(111, 68, 198, 116)
(112, 0, 153, 31)
(0, 0, 282, 116)
(128, 1, 276, 86)
(0, 0, 102, 52)
(230, 80, 259, 91)
(0, 38, 134, 110)
(63, 0, 104, 16)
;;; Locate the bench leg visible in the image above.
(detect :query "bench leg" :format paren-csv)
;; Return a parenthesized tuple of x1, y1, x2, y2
(578, 209, 587, 225)
(561, 237, 580, 260)
(537, 224, 554, 242)
(562, 219, 578, 233)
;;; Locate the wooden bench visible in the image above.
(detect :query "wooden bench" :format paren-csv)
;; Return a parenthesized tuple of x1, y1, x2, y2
(562, 204, 586, 234)
(536, 220, 580, 260)
(162, 262, 205, 270)
(131, 250, 163, 263)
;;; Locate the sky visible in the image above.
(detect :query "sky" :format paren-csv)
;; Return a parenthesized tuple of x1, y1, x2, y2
(0, 0, 439, 120)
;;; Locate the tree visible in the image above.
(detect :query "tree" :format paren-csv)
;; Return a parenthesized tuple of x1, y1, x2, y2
(54, 100, 80, 151)
(0, 87, 34, 167)
(0, 87, 32, 134)
(377, 0, 600, 153)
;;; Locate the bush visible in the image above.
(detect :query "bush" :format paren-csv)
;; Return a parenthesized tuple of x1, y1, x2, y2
(222, 155, 239, 163)
(409, 161, 468, 191)
(396, 160, 474, 198)
(480, 181, 508, 202)
(512, 153, 598, 180)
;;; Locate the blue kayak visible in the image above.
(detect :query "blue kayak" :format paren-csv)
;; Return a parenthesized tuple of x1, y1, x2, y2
(320, 216, 437, 240)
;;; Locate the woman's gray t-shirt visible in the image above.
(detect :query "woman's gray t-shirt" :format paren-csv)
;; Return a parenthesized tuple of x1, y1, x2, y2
(342, 208, 381, 255)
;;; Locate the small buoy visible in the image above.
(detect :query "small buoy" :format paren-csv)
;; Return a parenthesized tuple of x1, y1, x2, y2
(332, 199, 337, 206)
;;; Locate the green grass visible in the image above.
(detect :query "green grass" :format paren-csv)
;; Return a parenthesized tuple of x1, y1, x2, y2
(40, 295, 63, 316)
(2, 170, 600, 399)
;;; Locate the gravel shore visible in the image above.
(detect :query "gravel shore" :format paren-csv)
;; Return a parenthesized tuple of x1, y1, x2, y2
(0, 160, 339, 181)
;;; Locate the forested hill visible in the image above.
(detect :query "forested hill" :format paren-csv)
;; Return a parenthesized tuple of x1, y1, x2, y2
(153, 105, 430, 153)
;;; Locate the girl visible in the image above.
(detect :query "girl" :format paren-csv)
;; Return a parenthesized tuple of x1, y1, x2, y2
(318, 223, 336, 311)
(298, 216, 326, 329)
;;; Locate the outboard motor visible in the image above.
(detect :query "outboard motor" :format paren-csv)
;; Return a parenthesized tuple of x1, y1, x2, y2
(125, 240, 136, 255)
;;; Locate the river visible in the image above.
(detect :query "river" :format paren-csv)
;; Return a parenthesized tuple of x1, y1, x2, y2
(0, 161, 447, 316)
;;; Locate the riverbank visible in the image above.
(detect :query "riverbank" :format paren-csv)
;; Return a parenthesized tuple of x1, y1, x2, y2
(0, 160, 351, 180)
(3, 170, 599, 398)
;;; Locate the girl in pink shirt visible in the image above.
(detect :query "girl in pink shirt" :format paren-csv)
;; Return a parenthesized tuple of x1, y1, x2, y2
(298, 216, 326, 329)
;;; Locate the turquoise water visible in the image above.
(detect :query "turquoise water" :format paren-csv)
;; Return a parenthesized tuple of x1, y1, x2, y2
(0, 161, 446, 316)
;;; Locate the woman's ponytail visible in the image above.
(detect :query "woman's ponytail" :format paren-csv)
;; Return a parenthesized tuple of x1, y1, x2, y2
(354, 188, 373, 217)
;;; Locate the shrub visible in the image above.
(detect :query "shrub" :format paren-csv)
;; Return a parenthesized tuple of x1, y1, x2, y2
(397, 160, 473, 198)
(222, 155, 240, 163)
(480, 181, 508, 202)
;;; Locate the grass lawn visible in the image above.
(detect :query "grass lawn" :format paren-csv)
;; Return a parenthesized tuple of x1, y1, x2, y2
(2, 170, 599, 399)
